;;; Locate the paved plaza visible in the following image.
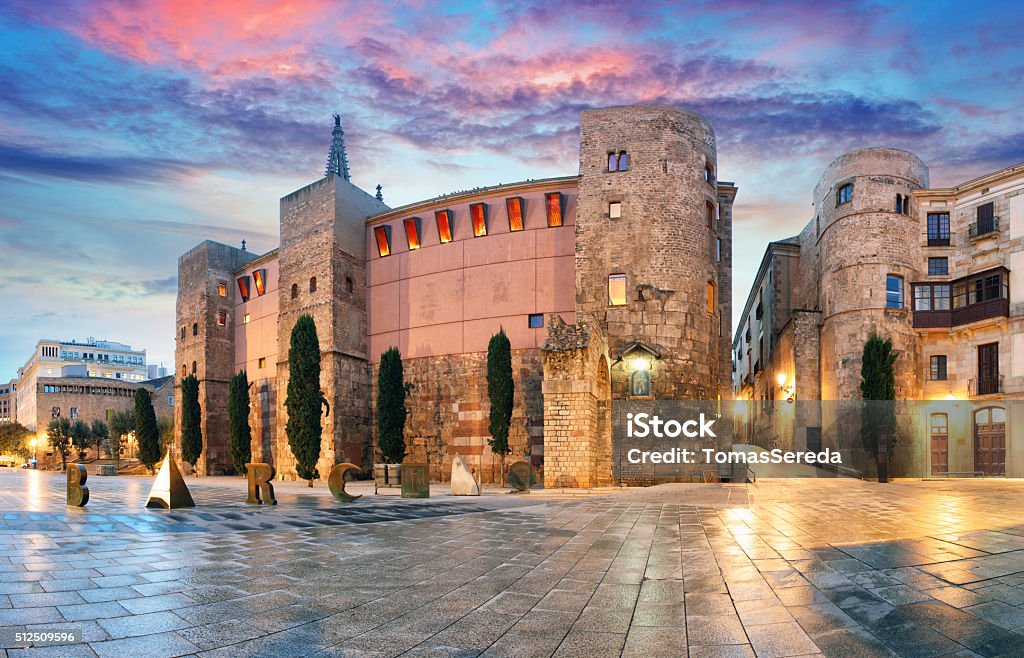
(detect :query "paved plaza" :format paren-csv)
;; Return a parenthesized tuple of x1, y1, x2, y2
(3, 472, 1024, 656)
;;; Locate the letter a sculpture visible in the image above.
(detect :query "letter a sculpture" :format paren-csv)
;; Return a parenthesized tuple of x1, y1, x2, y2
(145, 450, 195, 509)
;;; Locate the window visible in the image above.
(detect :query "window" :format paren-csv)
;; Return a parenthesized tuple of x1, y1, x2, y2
(973, 202, 996, 236)
(528, 314, 544, 329)
(243, 313, 251, 324)
(192, 323, 198, 336)
(470, 203, 487, 237)
(373, 225, 391, 256)
(716, 238, 722, 262)
(951, 270, 1008, 308)
(435, 210, 453, 243)
(217, 311, 227, 326)
(218, 282, 227, 297)
(346, 277, 354, 294)
(181, 364, 187, 377)
(927, 213, 950, 246)
(608, 151, 629, 172)
(707, 281, 715, 314)
(309, 277, 317, 293)
(506, 197, 524, 232)
(836, 183, 853, 206)
(403, 217, 422, 249)
(253, 269, 267, 296)
(180, 326, 186, 340)
(928, 257, 948, 276)
(608, 274, 627, 306)
(706, 201, 716, 229)
(545, 192, 563, 227)
(191, 361, 197, 374)
(930, 355, 947, 381)
(291, 283, 298, 300)
(608, 201, 622, 219)
(258, 357, 266, 368)
(705, 162, 715, 184)
(885, 275, 904, 309)
(895, 194, 905, 214)
(915, 284, 951, 311)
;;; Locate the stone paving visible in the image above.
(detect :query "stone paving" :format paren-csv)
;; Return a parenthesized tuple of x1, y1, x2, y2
(3, 472, 1024, 657)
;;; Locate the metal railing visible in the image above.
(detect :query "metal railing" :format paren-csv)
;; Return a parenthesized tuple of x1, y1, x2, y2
(969, 216, 999, 239)
(969, 375, 1003, 396)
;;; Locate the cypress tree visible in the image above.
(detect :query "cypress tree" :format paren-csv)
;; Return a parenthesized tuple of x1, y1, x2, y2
(286, 315, 328, 485)
(860, 333, 897, 460)
(180, 374, 203, 471)
(228, 370, 252, 475)
(486, 329, 514, 483)
(376, 347, 406, 464)
(135, 388, 161, 474)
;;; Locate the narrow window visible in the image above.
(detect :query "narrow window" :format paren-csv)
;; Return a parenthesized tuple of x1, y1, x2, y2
(470, 203, 487, 237)
(192, 323, 198, 336)
(837, 183, 853, 206)
(243, 313, 251, 324)
(885, 275, 904, 309)
(608, 274, 627, 306)
(258, 357, 266, 368)
(927, 212, 950, 246)
(903, 195, 911, 215)
(191, 361, 197, 374)
(707, 281, 715, 314)
(217, 282, 227, 297)
(506, 197, 524, 231)
(528, 314, 544, 328)
(545, 192, 562, 227)
(705, 162, 715, 184)
(706, 201, 716, 229)
(930, 355, 948, 381)
(617, 151, 629, 171)
(435, 210, 453, 243)
(236, 276, 250, 302)
(716, 238, 722, 262)
(896, 194, 903, 214)
(180, 326, 186, 340)
(253, 269, 267, 296)
(217, 311, 227, 326)
(608, 152, 618, 172)
(181, 365, 187, 377)
(975, 202, 995, 235)
(374, 225, 392, 256)
(309, 277, 317, 293)
(928, 257, 948, 276)
(608, 201, 622, 219)
(346, 276, 354, 293)
(403, 217, 422, 249)
(291, 283, 298, 300)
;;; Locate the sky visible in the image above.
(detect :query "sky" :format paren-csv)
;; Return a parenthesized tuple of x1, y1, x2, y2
(1, 0, 1023, 379)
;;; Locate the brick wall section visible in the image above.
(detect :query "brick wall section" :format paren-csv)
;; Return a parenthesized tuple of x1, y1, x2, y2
(717, 185, 737, 399)
(175, 241, 256, 474)
(369, 349, 542, 483)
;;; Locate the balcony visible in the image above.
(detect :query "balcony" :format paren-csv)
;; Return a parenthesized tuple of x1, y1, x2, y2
(927, 237, 950, 247)
(913, 297, 1009, 328)
(969, 216, 999, 239)
(969, 375, 1003, 396)
(912, 267, 1009, 329)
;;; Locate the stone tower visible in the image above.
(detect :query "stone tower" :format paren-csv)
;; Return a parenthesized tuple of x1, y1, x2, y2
(813, 148, 928, 402)
(575, 105, 732, 400)
(175, 241, 256, 474)
(274, 174, 388, 479)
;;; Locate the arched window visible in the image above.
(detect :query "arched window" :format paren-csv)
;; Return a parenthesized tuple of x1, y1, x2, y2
(896, 194, 904, 214)
(309, 277, 317, 293)
(191, 361, 197, 374)
(181, 364, 186, 377)
(608, 152, 618, 172)
(291, 283, 298, 300)
(192, 323, 198, 336)
(346, 277, 354, 294)
(707, 280, 716, 314)
(180, 326, 185, 340)
(617, 151, 629, 171)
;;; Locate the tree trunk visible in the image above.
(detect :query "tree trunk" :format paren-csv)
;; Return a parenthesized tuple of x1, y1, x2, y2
(308, 479, 313, 487)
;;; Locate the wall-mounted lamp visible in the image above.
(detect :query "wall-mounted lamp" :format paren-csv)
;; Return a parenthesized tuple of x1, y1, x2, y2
(776, 373, 795, 402)
(630, 356, 651, 372)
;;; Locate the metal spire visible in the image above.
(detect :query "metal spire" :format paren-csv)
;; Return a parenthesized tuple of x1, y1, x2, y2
(325, 113, 350, 180)
(375, 184, 383, 202)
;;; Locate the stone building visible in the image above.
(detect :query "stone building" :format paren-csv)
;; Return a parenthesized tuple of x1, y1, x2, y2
(734, 148, 1024, 478)
(176, 104, 735, 486)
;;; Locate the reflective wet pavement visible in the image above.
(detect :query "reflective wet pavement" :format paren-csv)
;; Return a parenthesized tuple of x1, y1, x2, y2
(3, 471, 1024, 657)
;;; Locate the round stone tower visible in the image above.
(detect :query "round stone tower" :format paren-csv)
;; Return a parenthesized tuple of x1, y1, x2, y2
(814, 147, 929, 401)
(576, 105, 727, 400)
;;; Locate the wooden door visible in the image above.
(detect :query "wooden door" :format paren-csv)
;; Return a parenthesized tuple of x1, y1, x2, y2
(974, 407, 1005, 476)
(930, 414, 948, 476)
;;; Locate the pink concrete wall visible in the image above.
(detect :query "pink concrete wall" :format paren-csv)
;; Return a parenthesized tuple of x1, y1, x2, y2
(234, 254, 280, 378)
(367, 183, 577, 363)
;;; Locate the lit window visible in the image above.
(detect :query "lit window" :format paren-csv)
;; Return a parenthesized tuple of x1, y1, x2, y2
(218, 282, 227, 297)
(707, 281, 715, 314)
(545, 192, 562, 227)
(928, 257, 948, 276)
(309, 277, 317, 293)
(243, 313, 251, 324)
(837, 183, 853, 206)
(608, 201, 622, 219)
(886, 275, 904, 309)
(374, 225, 391, 256)
(217, 311, 227, 326)
(930, 355, 947, 381)
(506, 197, 524, 232)
(404, 217, 422, 249)
(435, 210, 453, 243)
(470, 203, 487, 237)
(528, 314, 544, 328)
(258, 357, 266, 368)
(608, 274, 627, 306)
(253, 269, 267, 296)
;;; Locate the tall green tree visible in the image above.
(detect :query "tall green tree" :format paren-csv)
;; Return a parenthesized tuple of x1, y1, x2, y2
(90, 419, 109, 459)
(134, 388, 161, 474)
(285, 315, 329, 486)
(376, 347, 407, 464)
(46, 417, 72, 471)
(228, 370, 252, 476)
(180, 374, 203, 471)
(861, 333, 898, 480)
(486, 329, 514, 484)
(70, 420, 91, 461)
(0, 422, 32, 461)
(108, 410, 135, 467)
